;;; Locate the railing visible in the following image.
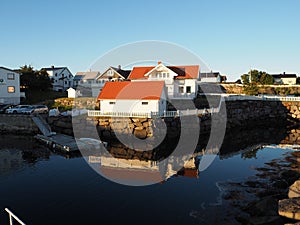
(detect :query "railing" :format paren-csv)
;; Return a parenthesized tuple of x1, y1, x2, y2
(224, 94, 300, 102)
(88, 108, 220, 118)
(4, 208, 26, 225)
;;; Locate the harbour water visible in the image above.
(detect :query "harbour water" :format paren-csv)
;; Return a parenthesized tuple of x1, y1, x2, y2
(0, 127, 298, 225)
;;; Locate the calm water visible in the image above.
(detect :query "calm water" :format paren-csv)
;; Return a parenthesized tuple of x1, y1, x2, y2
(0, 129, 294, 225)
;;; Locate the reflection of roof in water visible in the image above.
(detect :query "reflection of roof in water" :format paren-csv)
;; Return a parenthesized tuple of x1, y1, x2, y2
(99, 166, 164, 184)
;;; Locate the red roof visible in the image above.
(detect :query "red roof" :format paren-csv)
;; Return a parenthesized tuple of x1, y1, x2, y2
(97, 81, 165, 100)
(128, 65, 199, 80)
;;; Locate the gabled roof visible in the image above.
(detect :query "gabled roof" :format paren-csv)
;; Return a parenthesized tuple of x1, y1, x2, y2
(96, 66, 131, 80)
(75, 71, 100, 80)
(97, 81, 165, 100)
(271, 73, 297, 79)
(111, 67, 131, 79)
(41, 66, 67, 71)
(128, 65, 199, 80)
(0, 66, 20, 74)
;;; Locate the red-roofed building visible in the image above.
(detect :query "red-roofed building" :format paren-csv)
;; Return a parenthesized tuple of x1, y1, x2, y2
(128, 62, 200, 99)
(97, 81, 167, 115)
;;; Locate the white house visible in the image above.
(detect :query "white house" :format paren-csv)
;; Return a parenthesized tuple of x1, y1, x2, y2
(0, 67, 22, 104)
(128, 62, 199, 99)
(271, 73, 297, 85)
(97, 81, 167, 115)
(42, 66, 73, 91)
(74, 66, 131, 97)
(200, 72, 222, 83)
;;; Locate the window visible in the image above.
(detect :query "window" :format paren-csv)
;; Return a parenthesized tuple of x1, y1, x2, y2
(163, 73, 166, 78)
(109, 102, 115, 105)
(142, 102, 148, 105)
(152, 73, 157, 78)
(55, 73, 57, 77)
(107, 70, 113, 76)
(186, 86, 191, 93)
(179, 86, 184, 93)
(7, 73, 15, 80)
(7, 86, 15, 93)
(166, 73, 170, 78)
(65, 81, 68, 84)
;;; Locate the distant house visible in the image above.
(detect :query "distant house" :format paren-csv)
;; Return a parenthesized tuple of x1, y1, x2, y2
(97, 81, 167, 115)
(200, 72, 222, 83)
(128, 62, 199, 99)
(271, 73, 297, 85)
(95, 66, 131, 91)
(0, 66, 22, 104)
(42, 66, 73, 91)
(74, 66, 131, 97)
(74, 71, 100, 87)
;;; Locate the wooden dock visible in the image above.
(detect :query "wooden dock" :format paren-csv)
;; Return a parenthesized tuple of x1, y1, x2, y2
(35, 133, 79, 152)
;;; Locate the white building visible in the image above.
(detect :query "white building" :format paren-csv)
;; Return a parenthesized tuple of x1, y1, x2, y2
(128, 62, 200, 99)
(200, 72, 222, 83)
(0, 67, 22, 104)
(97, 81, 167, 115)
(74, 66, 131, 97)
(42, 66, 73, 91)
(272, 73, 297, 85)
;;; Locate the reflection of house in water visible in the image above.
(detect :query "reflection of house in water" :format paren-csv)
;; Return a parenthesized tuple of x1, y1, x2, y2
(0, 150, 24, 175)
(88, 154, 198, 183)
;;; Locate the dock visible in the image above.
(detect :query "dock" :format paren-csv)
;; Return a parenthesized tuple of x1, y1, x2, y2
(34, 133, 79, 152)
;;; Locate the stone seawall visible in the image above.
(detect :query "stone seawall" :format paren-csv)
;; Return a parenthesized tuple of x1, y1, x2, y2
(0, 114, 39, 134)
(42, 100, 300, 139)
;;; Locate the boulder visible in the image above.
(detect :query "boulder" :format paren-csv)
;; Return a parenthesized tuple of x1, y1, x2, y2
(278, 197, 300, 220)
(133, 129, 147, 139)
(289, 180, 300, 198)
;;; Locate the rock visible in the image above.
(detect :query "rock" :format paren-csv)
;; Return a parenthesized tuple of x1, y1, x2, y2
(133, 129, 147, 139)
(278, 197, 300, 220)
(289, 180, 300, 198)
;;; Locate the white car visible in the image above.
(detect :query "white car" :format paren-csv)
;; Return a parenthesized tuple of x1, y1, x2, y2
(21, 106, 36, 114)
(33, 105, 49, 114)
(6, 105, 31, 114)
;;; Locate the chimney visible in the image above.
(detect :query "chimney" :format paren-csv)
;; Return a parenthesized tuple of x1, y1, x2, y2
(51, 65, 54, 69)
(158, 61, 162, 65)
(118, 65, 121, 70)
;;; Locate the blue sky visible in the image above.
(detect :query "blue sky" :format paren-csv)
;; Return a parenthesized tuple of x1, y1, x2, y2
(1, 0, 299, 81)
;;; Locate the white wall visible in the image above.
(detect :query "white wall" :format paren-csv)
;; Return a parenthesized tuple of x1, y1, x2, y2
(100, 88, 167, 115)
(200, 76, 221, 83)
(282, 78, 296, 85)
(0, 68, 20, 104)
(46, 68, 73, 91)
(100, 99, 160, 113)
(173, 79, 197, 98)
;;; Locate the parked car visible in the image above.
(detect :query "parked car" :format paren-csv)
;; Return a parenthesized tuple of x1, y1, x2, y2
(33, 105, 49, 114)
(0, 104, 14, 114)
(21, 106, 36, 114)
(5, 105, 31, 114)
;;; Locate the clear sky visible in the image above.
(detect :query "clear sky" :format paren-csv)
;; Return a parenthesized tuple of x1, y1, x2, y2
(1, 0, 299, 81)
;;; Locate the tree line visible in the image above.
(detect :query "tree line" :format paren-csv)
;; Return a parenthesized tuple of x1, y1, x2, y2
(241, 70, 274, 85)
(18, 65, 52, 92)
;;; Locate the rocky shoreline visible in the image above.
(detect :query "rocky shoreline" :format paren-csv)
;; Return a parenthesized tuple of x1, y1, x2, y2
(210, 150, 300, 225)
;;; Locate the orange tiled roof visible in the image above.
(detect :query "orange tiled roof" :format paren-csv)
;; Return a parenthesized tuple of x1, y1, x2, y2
(97, 81, 165, 100)
(128, 65, 199, 80)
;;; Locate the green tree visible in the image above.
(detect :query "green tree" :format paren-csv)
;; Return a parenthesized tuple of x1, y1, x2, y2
(19, 65, 51, 91)
(249, 70, 260, 83)
(241, 74, 249, 84)
(259, 72, 274, 85)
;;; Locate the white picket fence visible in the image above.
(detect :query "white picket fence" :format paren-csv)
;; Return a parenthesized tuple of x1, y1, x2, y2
(87, 108, 218, 118)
